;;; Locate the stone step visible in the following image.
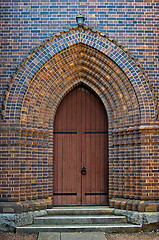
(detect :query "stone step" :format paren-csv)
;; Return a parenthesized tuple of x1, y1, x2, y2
(34, 215, 127, 225)
(47, 206, 114, 216)
(16, 207, 142, 235)
(17, 223, 141, 234)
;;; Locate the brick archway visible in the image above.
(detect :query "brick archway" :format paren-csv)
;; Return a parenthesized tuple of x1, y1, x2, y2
(3, 27, 156, 123)
(0, 27, 158, 213)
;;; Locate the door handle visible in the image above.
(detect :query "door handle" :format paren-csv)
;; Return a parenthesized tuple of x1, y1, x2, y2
(81, 166, 87, 175)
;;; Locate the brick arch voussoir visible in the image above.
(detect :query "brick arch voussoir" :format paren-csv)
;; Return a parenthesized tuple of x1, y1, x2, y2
(3, 28, 156, 123)
(37, 74, 124, 127)
(22, 44, 140, 128)
(21, 48, 85, 120)
(24, 71, 116, 129)
(46, 66, 139, 128)
(81, 53, 140, 122)
(35, 69, 129, 130)
(80, 63, 136, 113)
(80, 37, 155, 117)
(48, 77, 114, 132)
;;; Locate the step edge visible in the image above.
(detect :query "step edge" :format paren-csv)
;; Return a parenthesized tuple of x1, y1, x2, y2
(47, 208, 114, 211)
(34, 215, 126, 219)
(17, 224, 142, 229)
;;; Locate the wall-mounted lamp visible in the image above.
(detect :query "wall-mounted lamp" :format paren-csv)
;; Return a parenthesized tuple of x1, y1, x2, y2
(76, 14, 85, 27)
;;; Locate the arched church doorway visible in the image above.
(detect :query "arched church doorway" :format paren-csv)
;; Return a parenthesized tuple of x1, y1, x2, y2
(53, 85, 108, 205)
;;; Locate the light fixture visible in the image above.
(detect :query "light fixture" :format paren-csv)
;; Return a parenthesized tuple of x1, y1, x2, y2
(76, 14, 85, 27)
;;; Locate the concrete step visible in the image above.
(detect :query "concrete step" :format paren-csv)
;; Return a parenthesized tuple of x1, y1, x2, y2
(17, 223, 141, 234)
(47, 206, 114, 216)
(34, 215, 127, 225)
(16, 207, 142, 234)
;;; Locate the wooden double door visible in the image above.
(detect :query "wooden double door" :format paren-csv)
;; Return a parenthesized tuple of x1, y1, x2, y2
(53, 86, 108, 205)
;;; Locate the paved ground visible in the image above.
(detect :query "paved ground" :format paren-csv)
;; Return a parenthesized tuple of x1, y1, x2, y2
(38, 232, 106, 240)
(105, 232, 159, 240)
(0, 231, 159, 240)
(38, 232, 159, 240)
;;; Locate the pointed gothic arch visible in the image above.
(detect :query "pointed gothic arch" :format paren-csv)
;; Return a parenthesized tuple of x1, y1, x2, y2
(0, 27, 158, 213)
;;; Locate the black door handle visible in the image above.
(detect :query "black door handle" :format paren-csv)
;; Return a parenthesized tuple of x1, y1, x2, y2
(81, 166, 87, 175)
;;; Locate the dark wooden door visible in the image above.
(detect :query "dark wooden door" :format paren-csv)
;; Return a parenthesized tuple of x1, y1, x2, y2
(53, 86, 108, 205)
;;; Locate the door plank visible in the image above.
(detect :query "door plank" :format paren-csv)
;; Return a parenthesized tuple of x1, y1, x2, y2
(82, 87, 108, 205)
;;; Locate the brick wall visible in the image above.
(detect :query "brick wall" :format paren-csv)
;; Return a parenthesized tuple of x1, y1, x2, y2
(1, 0, 158, 113)
(0, 0, 158, 213)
